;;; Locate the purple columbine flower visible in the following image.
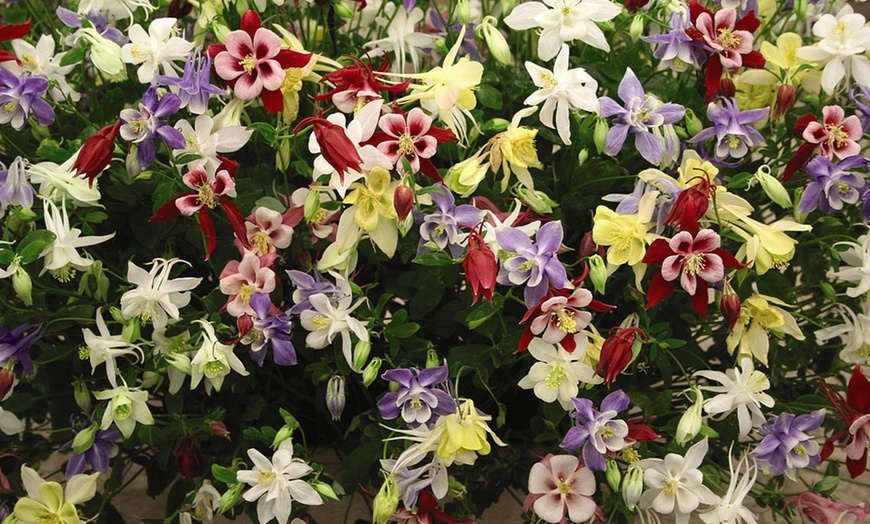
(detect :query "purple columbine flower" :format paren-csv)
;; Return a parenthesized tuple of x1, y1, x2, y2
(752, 409, 824, 480)
(156, 48, 225, 115)
(427, 11, 478, 59)
(799, 155, 870, 215)
(286, 270, 345, 314)
(377, 363, 456, 427)
(120, 85, 185, 169)
(61, 419, 122, 478)
(689, 97, 768, 160)
(598, 67, 685, 166)
(244, 293, 297, 366)
(496, 220, 571, 308)
(0, 157, 35, 218)
(603, 178, 681, 234)
(382, 453, 446, 508)
(560, 390, 631, 471)
(418, 185, 485, 259)
(56, 8, 126, 45)
(0, 68, 54, 131)
(0, 323, 42, 377)
(642, 11, 707, 72)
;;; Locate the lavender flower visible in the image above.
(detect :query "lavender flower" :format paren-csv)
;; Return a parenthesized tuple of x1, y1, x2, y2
(0, 322, 42, 377)
(120, 85, 185, 169)
(62, 421, 122, 478)
(0, 157, 35, 218)
(851, 84, 870, 132)
(382, 451, 446, 508)
(642, 11, 707, 72)
(244, 293, 297, 367)
(56, 8, 126, 45)
(603, 178, 680, 233)
(560, 390, 630, 471)
(418, 186, 485, 258)
(598, 68, 685, 165)
(156, 48, 225, 115)
(752, 409, 824, 480)
(377, 363, 456, 427)
(799, 155, 869, 215)
(496, 220, 571, 308)
(0, 68, 54, 130)
(689, 98, 768, 160)
(286, 270, 345, 314)
(427, 10, 478, 59)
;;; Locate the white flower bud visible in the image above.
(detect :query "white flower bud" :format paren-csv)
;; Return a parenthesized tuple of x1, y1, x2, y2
(622, 464, 644, 511)
(675, 386, 704, 445)
(755, 164, 792, 208)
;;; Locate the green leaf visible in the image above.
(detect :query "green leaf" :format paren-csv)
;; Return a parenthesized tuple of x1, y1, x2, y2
(212, 465, 239, 484)
(412, 251, 456, 267)
(37, 140, 73, 163)
(477, 84, 503, 110)
(0, 248, 15, 266)
(59, 47, 86, 67)
(17, 230, 57, 263)
(814, 476, 839, 497)
(387, 322, 420, 339)
(254, 196, 287, 213)
(247, 122, 277, 143)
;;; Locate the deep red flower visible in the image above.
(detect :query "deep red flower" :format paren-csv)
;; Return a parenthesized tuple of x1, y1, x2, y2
(0, 368, 13, 400)
(175, 435, 201, 483)
(314, 56, 410, 113)
(662, 170, 717, 231)
(627, 417, 659, 442)
(0, 19, 30, 63)
(463, 226, 497, 305)
(720, 288, 741, 332)
(596, 327, 647, 386)
(295, 116, 363, 181)
(820, 365, 870, 478)
(73, 120, 122, 187)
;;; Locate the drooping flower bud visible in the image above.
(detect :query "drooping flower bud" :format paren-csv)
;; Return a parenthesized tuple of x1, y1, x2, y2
(755, 164, 791, 208)
(326, 375, 347, 421)
(579, 231, 598, 259)
(588, 254, 607, 294)
(311, 480, 341, 501)
(605, 458, 622, 492)
(577, 148, 589, 167)
(0, 368, 14, 400)
(718, 77, 736, 99)
(684, 108, 703, 137)
(720, 287, 742, 333)
(463, 228, 497, 304)
(597, 325, 647, 385)
(165, 352, 192, 375)
(209, 420, 231, 440)
(74, 120, 122, 187)
(295, 117, 362, 181)
(594, 118, 609, 154)
(218, 482, 245, 514)
(775, 84, 796, 119)
(478, 17, 511, 65)
(513, 186, 558, 215)
(362, 357, 382, 387)
(12, 266, 32, 306)
(372, 476, 400, 524)
(622, 465, 644, 511)
(175, 436, 202, 483)
(73, 380, 92, 413)
(675, 386, 704, 445)
(72, 423, 99, 453)
(393, 184, 414, 222)
(333, 0, 354, 18)
(455, 0, 471, 23)
(426, 349, 440, 369)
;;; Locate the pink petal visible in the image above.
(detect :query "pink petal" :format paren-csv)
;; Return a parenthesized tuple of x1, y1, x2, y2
(842, 115, 863, 139)
(668, 231, 695, 255)
(695, 13, 717, 43)
(714, 8, 737, 32)
(822, 105, 845, 126)
(731, 30, 754, 54)
(213, 170, 235, 196)
(548, 455, 581, 480)
(565, 494, 597, 523)
(661, 255, 683, 281)
(533, 494, 567, 523)
(699, 253, 724, 282)
(175, 194, 203, 216)
(238, 252, 260, 281)
(213, 52, 244, 81)
(681, 270, 698, 295)
(183, 165, 209, 189)
(258, 60, 285, 91)
(528, 462, 558, 494)
(407, 107, 433, 136)
(415, 135, 438, 159)
(692, 229, 721, 253)
(379, 113, 407, 138)
(225, 30, 253, 60)
(233, 72, 263, 100)
(252, 27, 281, 59)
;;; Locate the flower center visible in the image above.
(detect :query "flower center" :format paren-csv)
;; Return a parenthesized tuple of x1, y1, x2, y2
(114, 403, 132, 420)
(434, 224, 445, 237)
(51, 264, 77, 283)
(716, 27, 741, 50)
(540, 72, 558, 90)
(185, 133, 201, 152)
(622, 448, 640, 462)
(21, 55, 37, 68)
(825, 124, 849, 149)
(204, 360, 228, 378)
(311, 315, 331, 331)
(2, 102, 15, 114)
(197, 184, 218, 209)
(794, 444, 806, 456)
(397, 133, 416, 156)
(663, 479, 679, 497)
(560, 5, 571, 16)
(410, 396, 423, 410)
(251, 231, 272, 254)
(78, 345, 90, 360)
(130, 115, 149, 135)
(838, 182, 851, 195)
(832, 20, 852, 45)
(683, 253, 706, 276)
(552, 308, 577, 333)
(545, 364, 566, 389)
(600, 424, 615, 439)
(239, 283, 255, 305)
(556, 477, 573, 494)
(728, 134, 742, 150)
(239, 54, 257, 74)
(257, 470, 276, 486)
(519, 260, 534, 273)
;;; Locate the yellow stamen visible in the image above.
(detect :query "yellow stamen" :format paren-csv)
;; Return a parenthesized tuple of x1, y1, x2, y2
(239, 54, 257, 74)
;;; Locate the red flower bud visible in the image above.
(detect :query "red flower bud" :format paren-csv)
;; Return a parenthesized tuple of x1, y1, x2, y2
(720, 291, 742, 332)
(209, 421, 231, 440)
(463, 229, 497, 304)
(167, 0, 193, 18)
(578, 231, 598, 259)
(775, 84, 796, 119)
(0, 368, 14, 400)
(393, 185, 414, 222)
(175, 436, 202, 483)
(74, 120, 121, 187)
(295, 117, 362, 181)
(717, 77, 736, 99)
(596, 327, 646, 386)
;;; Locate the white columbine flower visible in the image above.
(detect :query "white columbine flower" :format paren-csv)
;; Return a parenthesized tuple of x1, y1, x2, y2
(815, 302, 870, 365)
(189, 319, 248, 394)
(828, 233, 870, 298)
(1, 375, 25, 436)
(300, 289, 369, 371)
(365, 3, 434, 74)
(695, 358, 775, 437)
(82, 308, 144, 387)
(636, 438, 720, 524)
(121, 18, 194, 84)
(174, 114, 254, 176)
(94, 384, 155, 439)
(699, 452, 758, 524)
(120, 258, 202, 329)
(39, 199, 114, 279)
(505, 0, 622, 60)
(12, 465, 99, 524)
(236, 438, 324, 524)
(77, 0, 156, 24)
(77, 28, 125, 77)
(518, 337, 601, 410)
(524, 44, 600, 145)
(4, 35, 80, 102)
(180, 480, 221, 524)
(27, 154, 102, 207)
(797, 5, 870, 94)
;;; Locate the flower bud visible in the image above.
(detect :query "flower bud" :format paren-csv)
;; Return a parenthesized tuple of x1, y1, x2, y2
(794, 0, 806, 19)
(393, 185, 414, 222)
(272, 425, 295, 449)
(605, 458, 622, 492)
(0, 368, 15, 401)
(362, 357, 382, 387)
(211, 23, 232, 46)
(577, 148, 589, 168)
(622, 465, 644, 511)
(501, 0, 517, 13)
(675, 387, 704, 445)
(126, 146, 142, 179)
(214, 98, 245, 130)
(513, 185, 558, 215)
(593, 118, 609, 154)
(372, 476, 400, 524)
(820, 281, 837, 303)
(463, 230, 497, 304)
(426, 349, 440, 369)
(684, 108, 703, 137)
(165, 352, 192, 375)
(121, 317, 140, 344)
(304, 189, 322, 224)
(720, 288, 742, 332)
(455, 0, 471, 23)
(597, 325, 646, 385)
(629, 14, 645, 41)
(333, 0, 354, 18)
(80, 28, 124, 76)
(479, 19, 511, 65)
(444, 155, 488, 197)
(311, 479, 341, 501)
(447, 477, 467, 498)
(218, 482, 245, 513)
(755, 164, 791, 208)
(140, 370, 160, 389)
(209, 420, 231, 440)
(74, 381, 92, 413)
(588, 254, 607, 294)
(326, 375, 347, 421)
(72, 423, 99, 453)
(276, 137, 292, 172)
(175, 436, 202, 483)
(775, 84, 796, 119)
(718, 77, 736, 99)
(352, 340, 371, 372)
(12, 266, 32, 306)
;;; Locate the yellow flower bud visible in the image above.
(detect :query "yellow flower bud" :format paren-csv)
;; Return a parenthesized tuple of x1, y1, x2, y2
(372, 476, 400, 524)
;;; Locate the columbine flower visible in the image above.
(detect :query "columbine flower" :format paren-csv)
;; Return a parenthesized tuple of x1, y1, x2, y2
(518, 338, 602, 411)
(418, 186, 484, 259)
(173, 113, 253, 175)
(342, 166, 400, 258)
(27, 154, 102, 207)
(373, 107, 455, 176)
(643, 11, 707, 72)
(523, 44, 600, 145)
(120, 258, 202, 329)
(798, 155, 869, 215)
(0, 372, 24, 435)
(219, 251, 277, 318)
(820, 365, 870, 478)
(698, 453, 758, 524)
(599, 67, 685, 165)
(189, 319, 249, 394)
(365, 3, 434, 74)
(236, 439, 324, 524)
(636, 438, 720, 524)
(121, 17, 193, 83)
(82, 308, 144, 387)
(156, 48, 225, 114)
(314, 56, 411, 114)
(797, 5, 870, 94)
(417, 398, 506, 466)
(40, 199, 115, 280)
(815, 302, 870, 365)
(524, 454, 599, 524)
(725, 294, 804, 366)
(62, 421, 122, 478)
(244, 293, 297, 367)
(4, 34, 79, 102)
(94, 384, 155, 439)
(752, 410, 824, 480)
(695, 357, 774, 437)
(497, 220, 571, 308)
(802, 106, 863, 160)
(828, 233, 870, 298)
(592, 190, 657, 268)
(120, 85, 186, 169)
(0, 157, 35, 218)
(504, 0, 622, 60)
(377, 363, 456, 426)
(381, 449, 448, 510)
(521, 284, 613, 353)
(0, 67, 54, 130)
(299, 282, 369, 371)
(689, 97, 767, 160)
(787, 492, 869, 524)
(286, 270, 345, 315)
(243, 206, 294, 256)
(0, 323, 42, 377)
(12, 466, 99, 524)
(560, 389, 630, 471)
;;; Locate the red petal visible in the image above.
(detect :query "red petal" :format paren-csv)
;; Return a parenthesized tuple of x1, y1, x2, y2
(427, 125, 458, 144)
(207, 44, 227, 59)
(646, 271, 675, 310)
(642, 239, 674, 265)
(847, 365, 870, 413)
(217, 155, 239, 177)
(0, 50, 17, 63)
(561, 335, 577, 353)
(794, 114, 818, 137)
(820, 436, 836, 461)
(689, 0, 710, 25)
(516, 326, 535, 353)
(713, 247, 744, 269)
(418, 158, 443, 182)
(586, 299, 616, 312)
(846, 455, 868, 479)
(627, 420, 659, 441)
(0, 19, 30, 42)
(275, 49, 313, 69)
(219, 197, 252, 250)
(150, 197, 183, 222)
(782, 142, 816, 182)
(261, 88, 283, 114)
(704, 59, 723, 103)
(691, 280, 709, 319)
(734, 11, 760, 33)
(199, 211, 216, 260)
(741, 50, 766, 69)
(240, 10, 262, 38)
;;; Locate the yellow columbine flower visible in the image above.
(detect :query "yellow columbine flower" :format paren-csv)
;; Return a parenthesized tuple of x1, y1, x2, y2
(592, 191, 658, 267)
(420, 399, 506, 466)
(730, 215, 811, 275)
(444, 152, 490, 197)
(726, 294, 804, 366)
(280, 57, 317, 125)
(490, 107, 543, 191)
(13, 466, 99, 524)
(344, 167, 397, 232)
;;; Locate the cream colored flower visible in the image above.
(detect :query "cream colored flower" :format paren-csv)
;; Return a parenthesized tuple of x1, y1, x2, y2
(726, 294, 805, 366)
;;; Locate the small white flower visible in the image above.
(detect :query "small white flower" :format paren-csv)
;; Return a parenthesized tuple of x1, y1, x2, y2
(77, 0, 156, 24)
(815, 301, 870, 365)
(174, 114, 253, 176)
(699, 452, 758, 524)
(27, 154, 103, 208)
(797, 5, 870, 94)
(828, 233, 870, 298)
(121, 18, 194, 84)
(190, 480, 221, 523)
(518, 337, 601, 410)
(13, 465, 99, 524)
(82, 308, 144, 387)
(524, 44, 600, 145)
(3, 35, 80, 102)
(120, 258, 202, 329)
(236, 439, 324, 524)
(189, 320, 249, 394)
(94, 384, 155, 439)
(695, 358, 775, 437)
(39, 199, 114, 277)
(365, 4, 434, 74)
(299, 285, 369, 371)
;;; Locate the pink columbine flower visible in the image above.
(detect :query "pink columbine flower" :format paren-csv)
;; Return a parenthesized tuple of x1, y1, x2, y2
(174, 167, 235, 216)
(530, 288, 595, 347)
(803, 106, 863, 160)
(243, 207, 297, 256)
(375, 108, 438, 174)
(694, 8, 755, 69)
(787, 492, 869, 524)
(219, 251, 277, 317)
(661, 229, 726, 296)
(524, 454, 601, 524)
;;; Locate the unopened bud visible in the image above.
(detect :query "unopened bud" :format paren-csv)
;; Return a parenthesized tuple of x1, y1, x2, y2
(589, 254, 607, 294)
(272, 425, 295, 449)
(479, 18, 511, 65)
(579, 231, 597, 259)
(165, 352, 192, 375)
(593, 118, 609, 155)
(675, 387, 704, 445)
(352, 340, 371, 372)
(362, 357, 382, 387)
(775, 84, 797, 119)
(304, 189, 322, 223)
(820, 281, 837, 302)
(629, 14, 645, 41)
(513, 185, 558, 215)
(720, 288, 742, 332)
(12, 267, 32, 306)
(140, 370, 160, 388)
(218, 482, 244, 513)
(372, 476, 400, 524)
(276, 138, 292, 172)
(326, 375, 346, 421)
(211, 23, 232, 45)
(622, 465, 644, 511)
(577, 148, 589, 168)
(333, 0, 354, 18)
(455, 0, 471, 23)
(684, 108, 703, 137)
(311, 480, 340, 501)
(393, 185, 414, 222)
(605, 458, 622, 492)
(0, 368, 14, 400)
(121, 318, 140, 344)
(795, 0, 806, 19)
(214, 98, 245, 130)
(447, 477, 467, 498)
(126, 147, 141, 179)
(209, 420, 231, 440)
(718, 77, 736, 99)
(755, 164, 791, 208)
(72, 423, 99, 453)
(426, 349, 440, 369)
(74, 381, 92, 413)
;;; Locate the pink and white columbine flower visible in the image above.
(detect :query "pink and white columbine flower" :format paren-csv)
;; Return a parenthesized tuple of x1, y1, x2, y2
(661, 229, 725, 296)
(524, 454, 600, 524)
(213, 26, 285, 100)
(375, 108, 438, 174)
(219, 251, 277, 317)
(243, 206, 296, 256)
(693, 8, 756, 70)
(530, 288, 595, 347)
(802, 106, 863, 160)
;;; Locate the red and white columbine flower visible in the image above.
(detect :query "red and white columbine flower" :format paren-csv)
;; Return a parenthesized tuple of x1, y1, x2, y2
(243, 206, 298, 256)
(209, 11, 311, 114)
(371, 107, 456, 178)
(219, 251, 277, 317)
(803, 106, 862, 160)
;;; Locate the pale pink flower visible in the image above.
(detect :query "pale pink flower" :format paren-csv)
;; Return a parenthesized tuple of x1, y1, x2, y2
(787, 492, 869, 524)
(694, 8, 755, 69)
(213, 27, 285, 100)
(661, 229, 726, 296)
(376, 108, 438, 174)
(803, 106, 863, 160)
(174, 167, 235, 216)
(530, 288, 594, 347)
(244, 207, 295, 255)
(523, 454, 600, 524)
(219, 251, 277, 317)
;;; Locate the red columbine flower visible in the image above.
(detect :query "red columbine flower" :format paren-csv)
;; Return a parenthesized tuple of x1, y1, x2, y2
(687, 1, 764, 102)
(150, 166, 249, 260)
(209, 11, 311, 114)
(73, 120, 122, 187)
(783, 107, 862, 182)
(368, 106, 456, 180)
(596, 327, 646, 386)
(463, 225, 497, 305)
(314, 56, 410, 113)
(174, 435, 201, 483)
(296, 116, 363, 181)
(821, 365, 870, 478)
(0, 368, 14, 400)
(662, 169, 716, 231)
(0, 19, 29, 63)
(720, 285, 742, 332)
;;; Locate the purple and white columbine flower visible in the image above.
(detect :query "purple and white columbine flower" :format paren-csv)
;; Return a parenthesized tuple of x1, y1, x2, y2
(286, 270, 345, 314)
(0, 157, 35, 218)
(156, 48, 225, 115)
(418, 185, 485, 259)
(120, 85, 185, 169)
(382, 448, 447, 508)
(752, 409, 824, 480)
(244, 293, 297, 367)
(642, 10, 707, 72)
(689, 97, 768, 160)
(377, 363, 456, 427)
(0, 68, 54, 130)
(598, 67, 685, 166)
(799, 155, 870, 215)
(62, 419, 122, 478)
(0, 322, 42, 377)
(496, 220, 571, 308)
(56, 8, 126, 45)
(560, 390, 630, 471)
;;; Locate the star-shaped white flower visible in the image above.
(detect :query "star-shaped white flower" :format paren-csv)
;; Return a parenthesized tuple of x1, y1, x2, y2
(189, 319, 248, 394)
(82, 308, 144, 387)
(94, 384, 154, 439)
(174, 114, 253, 176)
(299, 273, 369, 370)
(695, 358, 775, 437)
(518, 337, 601, 410)
(120, 258, 202, 329)
(121, 17, 193, 83)
(797, 5, 870, 94)
(365, 3, 434, 74)
(39, 199, 114, 277)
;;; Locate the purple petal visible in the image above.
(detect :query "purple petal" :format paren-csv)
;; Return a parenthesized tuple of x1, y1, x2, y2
(634, 130, 663, 165)
(377, 392, 401, 419)
(617, 68, 644, 103)
(495, 226, 532, 253)
(156, 125, 186, 150)
(601, 389, 630, 412)
(535, 221, 564, 254)
(418, 364, 449, 387)
(598, 97, 626, 119)
(604, 124, 630, 156)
